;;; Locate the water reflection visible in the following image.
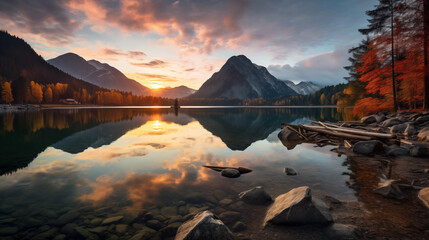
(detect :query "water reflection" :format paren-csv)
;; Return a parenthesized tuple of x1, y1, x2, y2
(0, 107, 365, 239)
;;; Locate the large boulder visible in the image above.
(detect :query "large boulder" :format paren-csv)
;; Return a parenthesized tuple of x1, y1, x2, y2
(238, 186, 273, 205)
(417, 127, 429, 141)
(221, 169, 240, 178)
(374, 180, 405, 200)
(418, 187, 429, 209)
(174, 211, 234, 240)
(264, 186, 332, 225)
(352, 140, 383, 155)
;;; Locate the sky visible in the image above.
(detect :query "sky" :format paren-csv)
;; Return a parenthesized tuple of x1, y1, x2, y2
(0, 0, 377, 89)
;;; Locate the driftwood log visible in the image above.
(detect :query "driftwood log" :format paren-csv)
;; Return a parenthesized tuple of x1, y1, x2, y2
(280, 121, 398, 148)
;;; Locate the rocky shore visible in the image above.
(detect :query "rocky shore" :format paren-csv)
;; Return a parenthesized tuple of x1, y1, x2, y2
(0, 104, 40, 113)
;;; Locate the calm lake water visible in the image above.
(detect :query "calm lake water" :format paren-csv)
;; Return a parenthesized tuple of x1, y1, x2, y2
(0, 107, 426, 239)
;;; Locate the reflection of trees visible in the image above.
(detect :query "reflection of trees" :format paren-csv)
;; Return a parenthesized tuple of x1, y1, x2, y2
(343, 156, 429, 238)
(0, 108, 193, 175)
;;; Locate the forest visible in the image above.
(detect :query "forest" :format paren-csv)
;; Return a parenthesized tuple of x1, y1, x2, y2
(337, 0, 429, 116)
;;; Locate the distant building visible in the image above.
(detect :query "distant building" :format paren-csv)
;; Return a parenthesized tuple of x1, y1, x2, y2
(59, 98, 79, 104)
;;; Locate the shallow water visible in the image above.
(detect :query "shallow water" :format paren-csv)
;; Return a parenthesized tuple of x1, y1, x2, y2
(0, 107, 426, 239)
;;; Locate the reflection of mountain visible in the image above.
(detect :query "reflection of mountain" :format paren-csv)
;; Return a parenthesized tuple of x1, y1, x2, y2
(184, 108, 350, 151)
(51, 118, 146, 154)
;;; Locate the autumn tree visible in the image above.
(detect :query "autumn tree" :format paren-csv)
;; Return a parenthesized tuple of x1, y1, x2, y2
(30, 81, 43, 103)
(44, 87, 53, 103)
(1, 81, 14, 103)
(359, 0, 404, 112)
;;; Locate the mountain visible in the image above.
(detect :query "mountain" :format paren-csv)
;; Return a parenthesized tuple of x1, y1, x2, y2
(151, 85, 196, 98)
(0, 31, 102, 100)
(282, 80, 321, 95)
(48, 53, 150, 95)
(189, 55, 297, 99)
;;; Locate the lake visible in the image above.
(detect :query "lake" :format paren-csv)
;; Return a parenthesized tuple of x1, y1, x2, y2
(0, 107, 426, 239)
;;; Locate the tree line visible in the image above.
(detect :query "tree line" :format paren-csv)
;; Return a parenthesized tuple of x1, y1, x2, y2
(338, 0, 429, 115)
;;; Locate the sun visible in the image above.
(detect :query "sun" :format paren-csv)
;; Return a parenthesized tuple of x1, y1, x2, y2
(149, 83, 164, 89)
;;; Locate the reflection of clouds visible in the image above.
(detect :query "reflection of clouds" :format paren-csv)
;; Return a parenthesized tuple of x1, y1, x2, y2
(76, 146, 147, 163)
(133, 142, 168, 149)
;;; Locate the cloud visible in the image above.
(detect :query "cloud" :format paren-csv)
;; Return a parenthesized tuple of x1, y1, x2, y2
(130, 59, 168, 68)
(0, 0, 80, 45)
(132, 73, 180, 82)
(268, 48, 350, 86)
(103, 48, 146, 58)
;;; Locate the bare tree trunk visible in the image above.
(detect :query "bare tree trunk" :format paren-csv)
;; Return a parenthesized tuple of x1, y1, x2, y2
(390, 0, 398, 112)
(424, 0, 429, 109)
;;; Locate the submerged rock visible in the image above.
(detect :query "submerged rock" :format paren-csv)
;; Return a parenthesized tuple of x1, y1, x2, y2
(264, 186, 332, 225)
(221, 169, 241, 178)
(232, 221, 247, 232)
(284, 167, 298, 175)
(238, 186, 273, 205)
(218, 211, 241, 225)
(174, 210, 234, 240)
(418, 188, 429, 209)
(102, 216, 123, 225)
(352, 140, 383, 155)
(374, 180, 405, 200)
(324, 223, 357, 240)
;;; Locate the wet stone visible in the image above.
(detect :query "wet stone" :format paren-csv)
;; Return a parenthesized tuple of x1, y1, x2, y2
(61, 223, 78, 235)
(232, 221, 247, 232)
(219, 198, 233, 205)
(146, 219, 163, 230)
(221, 169, 241, 178)
(324, 223, 356, 239)
(238, 186, 273, 205)
(115, 224, 128, 234)
(56, 210, 79, 226)
(88, 226, 108, 234)
(410, 144, 429, 157)
(374, 180, 405, 200)
(90, 218, 103, 225)
(102, 216, 123, 225)
(161, 206, 178, 217)
(218, 211, 241, 225)
(284, 167, 298, 175)
(386, 147, 409, 157)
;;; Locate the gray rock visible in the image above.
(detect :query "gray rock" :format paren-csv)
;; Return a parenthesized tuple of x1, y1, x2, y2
(386, 147, 409, 156)
(102, 216, 123, 225)
(238, 186, 272, 205)
(382, 118, 402, 127)
(374, 113, 386, 123)
(278, 127, 302, 141)
(417, 127, 429, 141)
(174, 210, 234, 240)
(415, 115, 429, 125)
(56, 210, 79, 226)
(410, 144, 429, 157)
(264, 186, 332, 225)
(218, 211, 241, 225)
(221, 169, 240, 178)
(390, 123, 408, 133)
(232, 221, 247, 232)
(284, 167, 297, 175)
(352, 140, 383, 155)
(374, 180, 405, 199)
(324, 224, 356, 239)
(404, 124, 415, 136)
(361, 115, 376, 124)
(418, 187, 429, 209)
